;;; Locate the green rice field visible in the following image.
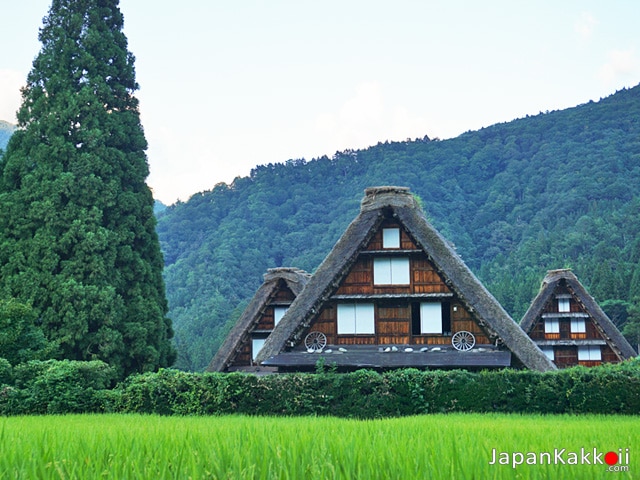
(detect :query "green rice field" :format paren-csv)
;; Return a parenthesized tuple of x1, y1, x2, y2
(0, 414, 637, 479)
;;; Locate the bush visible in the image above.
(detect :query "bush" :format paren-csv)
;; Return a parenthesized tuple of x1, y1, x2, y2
(0, 359, 117, 414)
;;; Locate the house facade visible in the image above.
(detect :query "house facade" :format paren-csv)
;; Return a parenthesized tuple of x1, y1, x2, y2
(520, 269, 637, 368)
(255, 187, 555, 372)
(206, 267, 310, 372)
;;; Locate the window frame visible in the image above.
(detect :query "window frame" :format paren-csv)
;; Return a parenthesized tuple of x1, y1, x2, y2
(382, 228, 401, 249)
(252, 338, 265, 361)
(541, 346, 555, 361)
(570, 318, 586, 333)
(577, 345, 601, 361)
(273, 306, 288, 326)
(558, 297, 570, 313)
(544, 318, 560, 334)
(337, 303, 375, 335)
(373, 257, 410, 285)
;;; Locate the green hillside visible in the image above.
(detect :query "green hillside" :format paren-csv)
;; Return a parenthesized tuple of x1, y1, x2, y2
(0, 121, 15, 152)
(157, 84, 640, 371)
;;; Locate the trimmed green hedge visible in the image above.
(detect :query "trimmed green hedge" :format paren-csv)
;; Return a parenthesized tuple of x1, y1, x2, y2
(112, 360, 640, 417)
(1, 359, 639, 416)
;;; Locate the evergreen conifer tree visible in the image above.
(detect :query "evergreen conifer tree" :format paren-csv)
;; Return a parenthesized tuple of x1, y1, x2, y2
(0, 0, 175, 377)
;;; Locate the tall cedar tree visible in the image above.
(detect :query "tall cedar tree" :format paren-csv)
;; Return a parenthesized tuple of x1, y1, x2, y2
(0, 0, 175, 377)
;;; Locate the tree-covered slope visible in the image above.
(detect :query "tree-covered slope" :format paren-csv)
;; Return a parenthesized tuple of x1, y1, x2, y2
(0, 121, 15, 152)
(159, 84, 640, 371)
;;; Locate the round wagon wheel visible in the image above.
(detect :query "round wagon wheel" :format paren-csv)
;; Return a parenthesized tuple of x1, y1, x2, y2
(304, 331, 327, 352)
(451, 331, 475, 351)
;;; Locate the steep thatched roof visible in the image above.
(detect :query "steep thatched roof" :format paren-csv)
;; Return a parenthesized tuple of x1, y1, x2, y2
(256, 186, 556, 372)
(521, 269, 637, 360)
(206, 267, 310, 372)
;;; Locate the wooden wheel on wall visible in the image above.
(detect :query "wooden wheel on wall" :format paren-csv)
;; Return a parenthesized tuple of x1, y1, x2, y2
(451, 331, 475, 351)
(304, 331, 327, 352)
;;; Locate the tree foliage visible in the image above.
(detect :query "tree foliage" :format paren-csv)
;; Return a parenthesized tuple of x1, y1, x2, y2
(0, 0, 175, 378)
(157, 85, 640, 370)
(0, 300, 55, 365)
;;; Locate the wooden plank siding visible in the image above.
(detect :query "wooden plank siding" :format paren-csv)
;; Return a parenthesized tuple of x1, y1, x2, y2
(306, 224, 493, 347)
(335, 256, 451, 296)
(310, 299, 490, 347)
(364, 222, 419, 251)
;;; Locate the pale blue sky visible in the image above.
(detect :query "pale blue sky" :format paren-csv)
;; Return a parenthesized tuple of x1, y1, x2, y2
(1, 1, 639, 203)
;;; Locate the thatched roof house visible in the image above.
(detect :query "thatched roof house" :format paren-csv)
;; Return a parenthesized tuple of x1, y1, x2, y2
(256, 186, 555, 372)
(207, 267, 310, 372)
(520, 269, 637, 368)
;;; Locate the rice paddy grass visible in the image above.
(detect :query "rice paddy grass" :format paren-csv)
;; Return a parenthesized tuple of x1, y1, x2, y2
(0, 413, 637, 479)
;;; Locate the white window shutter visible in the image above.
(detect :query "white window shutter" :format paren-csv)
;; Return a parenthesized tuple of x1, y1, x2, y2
(337, 304, 356, 334)
(252, 339, 265, 361)
(420, 302, 442, 334)
(356, 303, 375, 334)
(274, 307, 288, 326)
(382, 228, 400, 248)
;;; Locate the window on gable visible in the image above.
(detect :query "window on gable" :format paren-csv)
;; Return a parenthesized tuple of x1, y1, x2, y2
(411, 302, 451, 335)
(337, 303, 375, 334)
(578, 345, 601, 361)
(373, 257, 410, 285)
(252, 338, 265, 361)
(382, 228, 400, 249)
(541, 346, 555, 361)
(274, 306, 288, 326)
(558, 297, 570, 313)
(570, 318, 586, 333)
(544, 319, 560, 334)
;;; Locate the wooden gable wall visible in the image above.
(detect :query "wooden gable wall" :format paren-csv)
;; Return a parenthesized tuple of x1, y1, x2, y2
(304, 221, 492, 347)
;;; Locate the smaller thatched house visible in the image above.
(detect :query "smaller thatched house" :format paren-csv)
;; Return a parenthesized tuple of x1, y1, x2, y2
(255, 186, 556, 372)
(207, 267, 311, 372)
(520, 269, 637, 368)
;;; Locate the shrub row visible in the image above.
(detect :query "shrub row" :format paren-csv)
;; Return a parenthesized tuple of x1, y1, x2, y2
(0, 359, 117, 414)
(1, 359, 639, 416)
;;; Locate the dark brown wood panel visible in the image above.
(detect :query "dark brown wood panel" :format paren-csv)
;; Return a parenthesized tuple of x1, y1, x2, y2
(554, 346, 578, 368)
(412, 258, 451, 294)
(273, 281, 296, 302)
(601, 344, 620, 363)
(256, 308, 275, 330)
(335, 257, 373, 295)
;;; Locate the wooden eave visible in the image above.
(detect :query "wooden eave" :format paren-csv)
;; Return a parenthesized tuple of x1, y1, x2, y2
(262, 346, 511, 369)
(534, 339, 607, 346)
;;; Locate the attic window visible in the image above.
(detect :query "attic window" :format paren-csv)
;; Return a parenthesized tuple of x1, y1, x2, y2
(382, 228, 401, 248)
(557, 296, 570, 313)
(578, 346, 601, 361)
(373, 257, 410, 285)
(252, 338, 265, 361)
(274, 306, 288, 326)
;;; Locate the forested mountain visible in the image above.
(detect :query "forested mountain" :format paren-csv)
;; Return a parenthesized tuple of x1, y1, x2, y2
(0, 121, 15, 152)
(158, 84, 640, 371)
